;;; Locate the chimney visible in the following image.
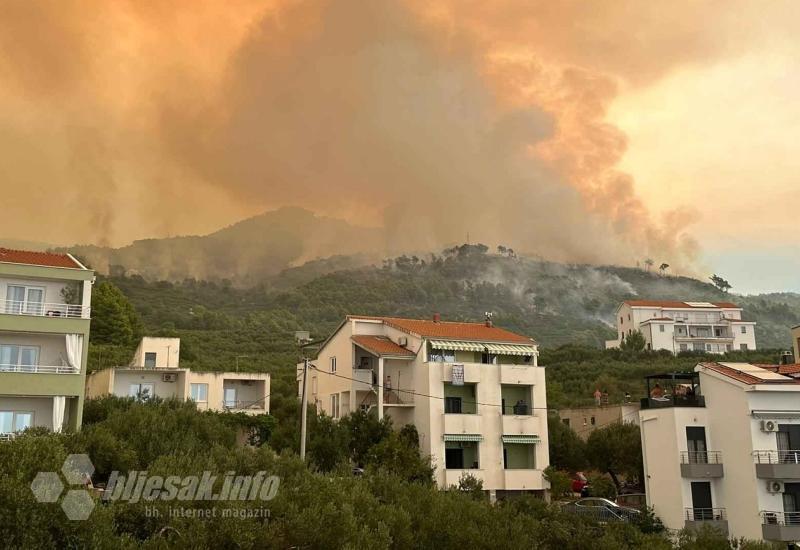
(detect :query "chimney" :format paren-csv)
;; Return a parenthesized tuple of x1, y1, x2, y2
(485, 311, 493, 328)
(781, 351, 794, 365)
(433, 313, 441, 323)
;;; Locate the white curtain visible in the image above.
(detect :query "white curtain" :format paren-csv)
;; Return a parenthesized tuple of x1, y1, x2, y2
(52, 396, 66, 433)
(65, 334, 83, 372)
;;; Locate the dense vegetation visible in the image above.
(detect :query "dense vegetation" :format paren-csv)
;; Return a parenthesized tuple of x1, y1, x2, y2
(0, 399, 780, 549)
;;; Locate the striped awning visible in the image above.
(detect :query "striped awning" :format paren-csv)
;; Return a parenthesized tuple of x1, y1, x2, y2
(501, 435, 540, 444)
(443, 434, 483, 442)
(430, 340, 537, 356)
(485, 343, 538, 356)
(430, 340, 485, 352)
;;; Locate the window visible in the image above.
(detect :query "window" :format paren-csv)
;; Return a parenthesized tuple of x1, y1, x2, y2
(430, 349, 456, 362)
(329, 356, 337, 373)
(659, 325, 665, 333)
(562, 418, 570, 427)
(129, 383, 154, 400)
(741, 326, 747, 334)
(445, 441, 479, 469)
(330, 394, 340, 418)
(503, 443, 536, 469)
(680, 344, 688, 352)
(0, 344, 39, 371)
(0, 411, 33, 433)
(480, 352, 495, 365)
(444, 383, 476, 414)
(144, 352, 157, 368)
(224, 387, 237, 408)
(620, 317, 623, 324)
(501, 384, 532, 415)
(740, 344, 748, 351)
(628, 314, 631, 321)
(445, 396, 462, 414)
(5, 285, 45, 315)
(590, 416, 596, 426)
(190, 383, 208, 402)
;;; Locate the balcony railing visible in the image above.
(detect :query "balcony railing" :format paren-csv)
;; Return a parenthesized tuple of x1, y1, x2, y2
(762, 511, 800, 526)
(685, 508, 727, 521)
(502, 403, 531, 415)
(680, 451, 723, 464)
(0, 364, 79, 374)
(223, 400, 266, 411)
(0, 299, 90, 319)
(754, 450, 800, 464)
(0, 433, 15, 442)
(640, 395, 705, 409)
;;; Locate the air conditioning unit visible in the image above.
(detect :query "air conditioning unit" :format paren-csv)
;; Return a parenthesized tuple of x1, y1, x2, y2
(162, 373, 177, 383)
(398, 337, 408, 347)
(761, 420, 779, 432)
(767, 481, 784, 494)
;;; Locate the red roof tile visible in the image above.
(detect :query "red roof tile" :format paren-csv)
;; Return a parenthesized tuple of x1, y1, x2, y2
(700, 362, 800, 385)
(625, 300, 740, 309)
(348, 315, 535, 344)
(0, 247, 83, 269)
(351, 335, 416, 357)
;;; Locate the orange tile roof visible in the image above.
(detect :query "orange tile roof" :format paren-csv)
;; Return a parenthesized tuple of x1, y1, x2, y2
(0, 247, 83, 269)
(700, 362, 800, 385)
(625, 300, 740, 309)
(351, 335, 416, 357)
(348, 315, 535, 344)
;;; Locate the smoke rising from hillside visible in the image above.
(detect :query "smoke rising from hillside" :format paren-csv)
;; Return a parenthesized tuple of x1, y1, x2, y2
(5, 0, 789, 272)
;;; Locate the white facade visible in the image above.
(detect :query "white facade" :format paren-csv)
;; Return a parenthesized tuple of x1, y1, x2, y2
(640, 362, 800, 542)
(86, 337, 270, 415)
(297, 316, 550, 497)
(606, 301, 756, 354)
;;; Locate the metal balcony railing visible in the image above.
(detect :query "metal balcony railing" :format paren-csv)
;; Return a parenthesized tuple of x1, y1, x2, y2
(223, 400, 266, 411)
(680, 451, 723, 464)
(0, 363, 79, 374)
(0, 433, 15, 442)
(753, 450, 800, 464)
(761, 511, 800, 526)
(685, 508, 727, 521)
(0, 299, 90, 319)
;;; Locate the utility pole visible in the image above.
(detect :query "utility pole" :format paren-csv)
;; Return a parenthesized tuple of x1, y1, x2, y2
(299, 356, 310, 461)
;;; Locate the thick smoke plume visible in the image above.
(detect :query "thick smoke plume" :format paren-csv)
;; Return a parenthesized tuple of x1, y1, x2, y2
(6, 0, 783, 271)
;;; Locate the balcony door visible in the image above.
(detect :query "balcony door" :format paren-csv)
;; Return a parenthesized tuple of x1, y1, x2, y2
(5, 285, 44, 315)
(777, 425, 800, 463)
(686, 427, 708, 464)
(690, 482, 713, 520)
(224, 387, 237, 408)
(784, 483, 800, 525)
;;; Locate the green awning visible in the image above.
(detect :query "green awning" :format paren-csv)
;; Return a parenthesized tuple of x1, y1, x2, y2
(502, 435, 540, 444)
(485, 343, 538, 356)
(443, 434, 483, 442)
(430, 340, 485, 352)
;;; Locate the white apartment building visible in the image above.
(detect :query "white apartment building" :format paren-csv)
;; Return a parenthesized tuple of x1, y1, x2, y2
(86, 337, 270, 415)
(640, 362, 800, 542)
(0, 248, 94, 439)
(297, 315, 549, 498)
(606, 300, 756, 354)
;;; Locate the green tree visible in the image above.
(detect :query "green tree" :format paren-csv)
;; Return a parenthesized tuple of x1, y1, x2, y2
(90, 281, 142, 346)
(709, 274, 732, 293)
(586, 422, 643, 490)
(620, 330, 646, 352)
(547, 414, 587, 471)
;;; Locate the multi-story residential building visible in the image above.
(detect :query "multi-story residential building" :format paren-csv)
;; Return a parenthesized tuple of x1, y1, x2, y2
(640, 362, 800, 542)
(297, 315, 549, 499)
(0, 248, 94, 439)
(557, 403, 640, 441)
(606, 300, 756, 354)
(86, 337, 270, 414)
(792, 325, 800, 363)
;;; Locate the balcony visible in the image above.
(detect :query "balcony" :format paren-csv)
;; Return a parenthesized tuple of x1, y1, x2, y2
(753, 450, 800, 479)
(222, 399, 267, 412)
(443, 413, 482, 434)
(383, 388, 414, 407)
(641, 395, 705, 409)
(0, 299, 90, 320)
(502, 414, 540, 436)
(444, 468, 485, 488)
(504, 469, 545, 490)
(679, 451, 724, 478)
(0, 364, 78, 375)
(351, 368, 373, 392)
(684, 508, 728, 535)
(762, 512, 800, 541)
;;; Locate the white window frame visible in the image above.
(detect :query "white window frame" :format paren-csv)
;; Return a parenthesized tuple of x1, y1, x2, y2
(224, 387, 237, 408)
(330, 356, 337, 373)
(741, 326, 747, 334)
(330, 393, 340, 419)
(0, 344, 40, 371)
(0, 410, 34, 433)
(190, 383, 208, 403)
(144, 352, 158, 368)
(6, 284, 46, 315)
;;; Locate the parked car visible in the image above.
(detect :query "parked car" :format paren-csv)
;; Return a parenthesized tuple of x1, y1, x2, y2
(563, 497, 641, 523)
(616, 493, 646, 509)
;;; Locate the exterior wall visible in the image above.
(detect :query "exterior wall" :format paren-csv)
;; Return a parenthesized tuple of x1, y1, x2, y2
(793, 326, 800, 361)
(558, 404, 640, 440)
(112, 369, 187, 400)
(130, 337, 181, 368)
(731, 323, 757, 351)
(0, 261, 93, 433)
(85, 367, 114, 398)
(0, 396, 56, 430)
(185, 371, 270, 414)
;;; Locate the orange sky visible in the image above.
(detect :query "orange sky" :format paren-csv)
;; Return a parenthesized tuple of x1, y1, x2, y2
(0, 1, 797, 291)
